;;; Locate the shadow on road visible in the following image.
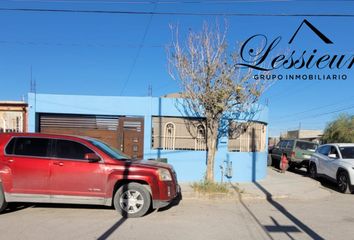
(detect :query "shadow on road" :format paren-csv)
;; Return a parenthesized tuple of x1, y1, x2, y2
(231, 128, 325, 239)
(230, 182, 275, 240)
(97, 217, 126, 240)
(253, 181, 325, 240)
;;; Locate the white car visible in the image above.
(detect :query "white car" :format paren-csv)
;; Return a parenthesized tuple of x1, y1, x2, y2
(309, 143, 354, 193)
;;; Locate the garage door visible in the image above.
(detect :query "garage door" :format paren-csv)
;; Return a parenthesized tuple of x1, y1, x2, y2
(39, 114, 144, 159)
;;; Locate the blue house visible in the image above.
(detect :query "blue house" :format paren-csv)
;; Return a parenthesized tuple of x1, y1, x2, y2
(28, 93, 268, 182)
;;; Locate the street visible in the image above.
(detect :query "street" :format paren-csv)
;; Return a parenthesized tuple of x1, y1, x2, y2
(0, 181, 353, 240)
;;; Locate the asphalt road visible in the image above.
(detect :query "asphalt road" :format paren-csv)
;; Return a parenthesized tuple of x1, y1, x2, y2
(0, 186, 353, 240)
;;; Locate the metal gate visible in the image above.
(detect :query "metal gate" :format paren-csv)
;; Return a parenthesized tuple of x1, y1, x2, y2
(39, 114, 144, 159)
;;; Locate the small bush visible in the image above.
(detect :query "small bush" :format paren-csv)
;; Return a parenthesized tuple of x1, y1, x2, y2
(191, 180, 229, 194)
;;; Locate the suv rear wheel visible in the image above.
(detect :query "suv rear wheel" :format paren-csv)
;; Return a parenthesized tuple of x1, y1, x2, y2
(0, 184, 8, 213)
(309, 163, 317, 179)
(113, 182, 151, 218)
(337, 171, 352, 194)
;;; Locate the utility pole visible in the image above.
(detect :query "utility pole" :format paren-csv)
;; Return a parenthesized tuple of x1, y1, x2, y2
(298, 122, 301, 138)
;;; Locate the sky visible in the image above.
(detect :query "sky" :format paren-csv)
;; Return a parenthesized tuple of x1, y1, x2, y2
(0, 0, 353, 137)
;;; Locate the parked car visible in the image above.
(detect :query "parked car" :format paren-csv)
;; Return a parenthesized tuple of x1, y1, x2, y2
(0, 133, 180, 217)
(269, 139, 318, 169)
(309, 143, 354, 193)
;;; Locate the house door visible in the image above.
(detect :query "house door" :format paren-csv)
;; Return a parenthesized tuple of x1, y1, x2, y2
(119, 117, 144, 160)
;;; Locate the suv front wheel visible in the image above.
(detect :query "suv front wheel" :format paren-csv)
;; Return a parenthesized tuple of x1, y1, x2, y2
(337, 171, 352, 194)
(0, 184, 8, 213)
(114, 182, 151, 218)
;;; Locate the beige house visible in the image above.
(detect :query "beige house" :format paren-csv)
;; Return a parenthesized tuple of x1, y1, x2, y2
(152, 116, 267, 152)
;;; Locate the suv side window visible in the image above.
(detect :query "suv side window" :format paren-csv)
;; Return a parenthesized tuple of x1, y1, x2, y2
(318, 145, 330, 156)
(286, 140, 294, 149)
(10, 137, 50, 157)
(55, 139, 94, 160)
(329, 146, 339, 158)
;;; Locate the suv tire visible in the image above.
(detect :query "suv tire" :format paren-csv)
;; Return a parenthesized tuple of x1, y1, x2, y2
(309, 163, 317, 179)
(0, 184, 8, 213)
(337, 171, 352, 194)
(114, 182, 151, 218)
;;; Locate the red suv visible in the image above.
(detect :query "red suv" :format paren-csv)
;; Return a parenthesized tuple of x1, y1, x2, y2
(0, 133, 180, 218)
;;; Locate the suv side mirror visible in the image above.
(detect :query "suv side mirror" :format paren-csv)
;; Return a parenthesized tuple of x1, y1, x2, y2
(328, 154, 338, 159)
(85, 153, 101, 162)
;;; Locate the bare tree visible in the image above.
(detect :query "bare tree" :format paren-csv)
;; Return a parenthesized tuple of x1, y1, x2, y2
(168, 22, 270, 182)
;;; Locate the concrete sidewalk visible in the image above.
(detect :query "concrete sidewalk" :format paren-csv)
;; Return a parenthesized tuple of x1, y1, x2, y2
(180, 167, 332, 201)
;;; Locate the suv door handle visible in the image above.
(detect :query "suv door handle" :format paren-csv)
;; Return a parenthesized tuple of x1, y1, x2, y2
(8, 159, 14, 163)
(53, 162, 64, 166)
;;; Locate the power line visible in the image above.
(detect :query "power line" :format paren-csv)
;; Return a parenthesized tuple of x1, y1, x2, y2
(0, 7, 354, 17)
(119, 2, 157, 95)
(7, 0, 354, 4)
(0, 39, 165, 48)
(273, 95, 354, 121)
(272, 104, 354, 123)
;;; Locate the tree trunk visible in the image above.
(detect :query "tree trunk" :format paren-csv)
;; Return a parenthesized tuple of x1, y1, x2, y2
(206, 120, 219, 182)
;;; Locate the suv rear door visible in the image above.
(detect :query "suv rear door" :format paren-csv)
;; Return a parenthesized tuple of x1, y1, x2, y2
(49, 139, 107, 203)
(3, 137, 51, 196)
(284, 140, 295, 160)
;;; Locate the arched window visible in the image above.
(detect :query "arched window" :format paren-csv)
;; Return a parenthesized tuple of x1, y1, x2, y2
(164, 122, 175, 150)
(195, 125, 206, 151)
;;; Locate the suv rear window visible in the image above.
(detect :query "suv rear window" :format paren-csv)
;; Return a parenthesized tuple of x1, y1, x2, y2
(296, 141, 317, 151)
(7, 137, 50, 157)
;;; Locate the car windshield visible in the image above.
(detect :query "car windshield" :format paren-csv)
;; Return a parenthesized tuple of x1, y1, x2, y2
(88, 139, 130, 160)
(296, 141, 318, 151)
(339, 147, 354, 159)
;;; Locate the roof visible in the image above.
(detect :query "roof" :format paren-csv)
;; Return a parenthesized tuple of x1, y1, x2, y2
(0, 101, 28, 106)
(162, 92, 184, 98)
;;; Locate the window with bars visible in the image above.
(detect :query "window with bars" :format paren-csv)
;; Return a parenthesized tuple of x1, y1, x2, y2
(152, 117, 206, 151)
(228, 121, 267, 152)
(0, 111, 24, 133)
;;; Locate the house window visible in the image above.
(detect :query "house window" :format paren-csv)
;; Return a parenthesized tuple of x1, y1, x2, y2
(164, 122, 175, 150)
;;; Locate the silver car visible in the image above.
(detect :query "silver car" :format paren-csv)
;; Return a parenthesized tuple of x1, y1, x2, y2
(309, 143, 354, 193)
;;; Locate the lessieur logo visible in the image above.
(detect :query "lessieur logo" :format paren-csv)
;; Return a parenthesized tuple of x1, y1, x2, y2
(236, 19, 353, 81)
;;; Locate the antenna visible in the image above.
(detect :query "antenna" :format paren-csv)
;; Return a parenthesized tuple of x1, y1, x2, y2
(148, 84, 152, 96)
(29, 65, 37, 93)
(30, 65, 33, 92)
(33, 78, 37, 94)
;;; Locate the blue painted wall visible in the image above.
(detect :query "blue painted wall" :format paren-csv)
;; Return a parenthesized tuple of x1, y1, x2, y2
(28, 93, 268, 182)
